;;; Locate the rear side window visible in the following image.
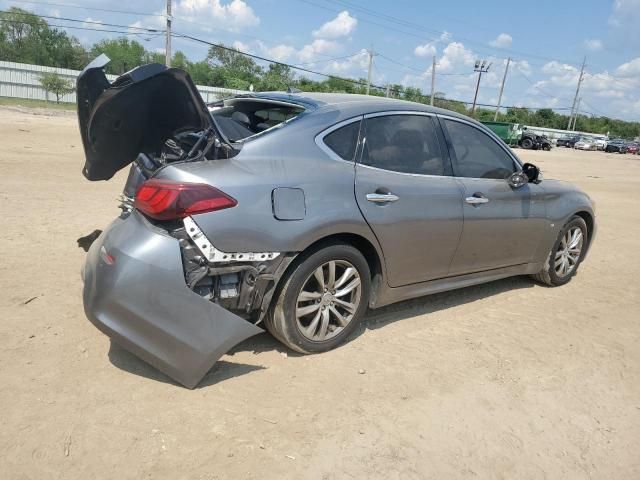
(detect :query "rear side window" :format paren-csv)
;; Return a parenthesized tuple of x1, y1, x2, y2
(361, 114, 449, 176)
(323, 120, 361, 161)
(444, 119, 517, 180)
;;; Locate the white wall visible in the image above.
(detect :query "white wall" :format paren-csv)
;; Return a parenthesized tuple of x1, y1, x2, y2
(0, 60, 248, 104)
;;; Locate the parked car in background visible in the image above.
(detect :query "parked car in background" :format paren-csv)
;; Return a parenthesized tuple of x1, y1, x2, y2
(592, 136, 608, 150)
(556, 135, 580, 148)
(605, 139, 628, 153)
(77, 56, 597, 388)
(625, 143, 639, 154)
(575, 138, 598, 151)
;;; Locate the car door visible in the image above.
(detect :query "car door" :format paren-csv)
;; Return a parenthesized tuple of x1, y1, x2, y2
(440, 117, 547, 275)
(353, 112, 464, 287)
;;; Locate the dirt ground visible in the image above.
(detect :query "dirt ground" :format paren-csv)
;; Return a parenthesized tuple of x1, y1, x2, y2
(1, 106, 639, 480)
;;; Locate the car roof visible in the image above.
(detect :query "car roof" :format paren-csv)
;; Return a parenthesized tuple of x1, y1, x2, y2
(246, 91, 471, 121)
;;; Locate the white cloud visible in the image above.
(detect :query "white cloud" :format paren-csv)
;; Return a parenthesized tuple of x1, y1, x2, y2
(439, 31, 452, 43)
(83, 17, 104, 28)
(312, 11, 357, 39)
(298, 39, 341, 62)
(414, 42, 436, 57)
(616, 57, 640, 77)
(232, 40, 251, 52)
(437, 42, 475, 72)
(489, 33, 512, 48)
(584, 39, 603, 51)
(175, 0, 259, 31)
(254, 41, 296, 62)
(513, 59, 532, 76)
(413, 32, 451, 58)
(538, 61, 581, 87)
(323, 49, 370, 74)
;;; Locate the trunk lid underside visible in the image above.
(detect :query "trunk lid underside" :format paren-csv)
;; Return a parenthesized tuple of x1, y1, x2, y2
(77, 54, 213, 181)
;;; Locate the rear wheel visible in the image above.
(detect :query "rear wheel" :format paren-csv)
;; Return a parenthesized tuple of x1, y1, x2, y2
(521, 137, 534, 149)
(265, 244, 371, 354)
(532, 216, 588, 286)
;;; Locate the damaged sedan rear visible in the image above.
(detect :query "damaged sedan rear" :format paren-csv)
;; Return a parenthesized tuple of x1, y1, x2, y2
(79, 56, 595, 388)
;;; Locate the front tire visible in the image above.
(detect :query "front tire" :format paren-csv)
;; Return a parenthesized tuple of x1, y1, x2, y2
(265, 243, 371, 354)
(521, 138, 534, 149)
(532, 216, 588, 286)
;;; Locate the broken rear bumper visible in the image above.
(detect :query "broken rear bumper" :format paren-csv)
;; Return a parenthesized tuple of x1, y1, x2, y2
(82, 211, 263, 388)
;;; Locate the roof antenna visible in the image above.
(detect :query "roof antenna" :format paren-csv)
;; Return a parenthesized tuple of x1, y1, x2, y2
(287, 86, 301, 94)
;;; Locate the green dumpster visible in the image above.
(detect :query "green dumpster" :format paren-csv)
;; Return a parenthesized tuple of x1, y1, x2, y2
(481, 121, 522, 146)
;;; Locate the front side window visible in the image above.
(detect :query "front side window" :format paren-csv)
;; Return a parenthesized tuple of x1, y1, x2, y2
(361, 115, 449, 176)
(323, 120, 361, 161)
(444, 119, 517, 180)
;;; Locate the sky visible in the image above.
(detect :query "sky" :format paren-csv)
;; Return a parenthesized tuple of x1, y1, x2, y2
(2, 0, 640, 121)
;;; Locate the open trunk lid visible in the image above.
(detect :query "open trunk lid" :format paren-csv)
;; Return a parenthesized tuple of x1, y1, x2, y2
(77, 54, 215, 181)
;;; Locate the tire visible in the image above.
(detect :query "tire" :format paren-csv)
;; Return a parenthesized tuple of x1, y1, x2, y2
(264, 243, 371, 354)
(521, 138, 534, 149)
(532, 216, 588, 287)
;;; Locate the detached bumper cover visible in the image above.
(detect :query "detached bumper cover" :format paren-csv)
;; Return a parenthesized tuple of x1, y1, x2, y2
(82, 211, 263, 388)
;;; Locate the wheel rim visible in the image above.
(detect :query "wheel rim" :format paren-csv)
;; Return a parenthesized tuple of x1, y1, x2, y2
(295, 260, 362, 341)
(554, 227, 584, 278)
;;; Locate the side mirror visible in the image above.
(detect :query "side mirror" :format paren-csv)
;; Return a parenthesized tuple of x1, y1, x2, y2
(507, 171, 529, 189)
(522, 162, 542, 184)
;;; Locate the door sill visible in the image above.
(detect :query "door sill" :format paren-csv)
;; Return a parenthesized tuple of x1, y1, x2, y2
(374, 262, 541, 308)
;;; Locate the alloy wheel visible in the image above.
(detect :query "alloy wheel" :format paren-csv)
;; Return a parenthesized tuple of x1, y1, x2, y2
(295, 260, 362, 341)
(554, 227, 584, 278)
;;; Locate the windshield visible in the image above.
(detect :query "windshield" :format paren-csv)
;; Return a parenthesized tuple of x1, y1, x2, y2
(208, 97, 305, 143)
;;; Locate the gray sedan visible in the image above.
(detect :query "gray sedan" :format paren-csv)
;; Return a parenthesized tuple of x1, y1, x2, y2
(78, 56, 596, 388)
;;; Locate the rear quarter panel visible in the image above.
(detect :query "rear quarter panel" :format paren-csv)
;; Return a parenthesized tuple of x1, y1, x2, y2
(155, 110, 383, 259)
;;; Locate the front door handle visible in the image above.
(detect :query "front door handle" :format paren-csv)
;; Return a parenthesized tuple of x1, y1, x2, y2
(366, 192, 400, 203)
(465, 195, 489, 205)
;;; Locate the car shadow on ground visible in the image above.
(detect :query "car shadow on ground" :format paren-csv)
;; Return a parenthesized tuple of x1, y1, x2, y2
(108, 276, 535, 388)
(107, 341, 267, 389)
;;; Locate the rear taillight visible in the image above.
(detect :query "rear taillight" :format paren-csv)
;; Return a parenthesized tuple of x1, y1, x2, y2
(134, 179, 237, 220)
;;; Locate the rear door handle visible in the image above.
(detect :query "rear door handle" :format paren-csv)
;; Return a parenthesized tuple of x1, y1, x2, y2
(465, 195, 489, 205)
(366, 192, 400, 203)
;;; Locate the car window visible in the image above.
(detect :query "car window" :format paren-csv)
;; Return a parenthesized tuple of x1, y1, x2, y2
(323, 120, 361, 161)
(361, 115, 449, 176)
(444, 119, 517, 180)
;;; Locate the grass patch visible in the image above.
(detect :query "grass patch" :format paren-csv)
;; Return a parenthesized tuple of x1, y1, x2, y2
(0, 96, 76, 111)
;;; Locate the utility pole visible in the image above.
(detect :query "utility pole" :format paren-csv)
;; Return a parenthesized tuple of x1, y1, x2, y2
(567, 57, 586, 130)
(494, 57, 511, 121)
(385, 83, 390, 97)
(471, 59, 491, 117)
(366, 47, 374, 95)
(570, 97, 582, 131)
(165, 0, 172, 67)
(430, 56, 436, 106)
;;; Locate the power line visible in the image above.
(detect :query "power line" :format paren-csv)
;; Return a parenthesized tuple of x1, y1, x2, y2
(1, 9, 575, 113)
(0, 18, 157, 36)
(0, 9, 162, 32)
(295, 52, 365, 66)
(3, 0, 164, 17)
(293, 0, 581, 68)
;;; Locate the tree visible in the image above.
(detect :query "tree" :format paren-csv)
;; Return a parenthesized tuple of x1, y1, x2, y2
(0, 7, 87, 69)
(90, 37, 146, 75)
(206, 44, 262, 88)
(40, 72, 74, 103)
(186, 61, 216, 86)
(259, 63, 295, 91)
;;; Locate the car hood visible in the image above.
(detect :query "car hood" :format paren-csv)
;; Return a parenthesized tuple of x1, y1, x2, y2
(77, 55, 214, 181)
